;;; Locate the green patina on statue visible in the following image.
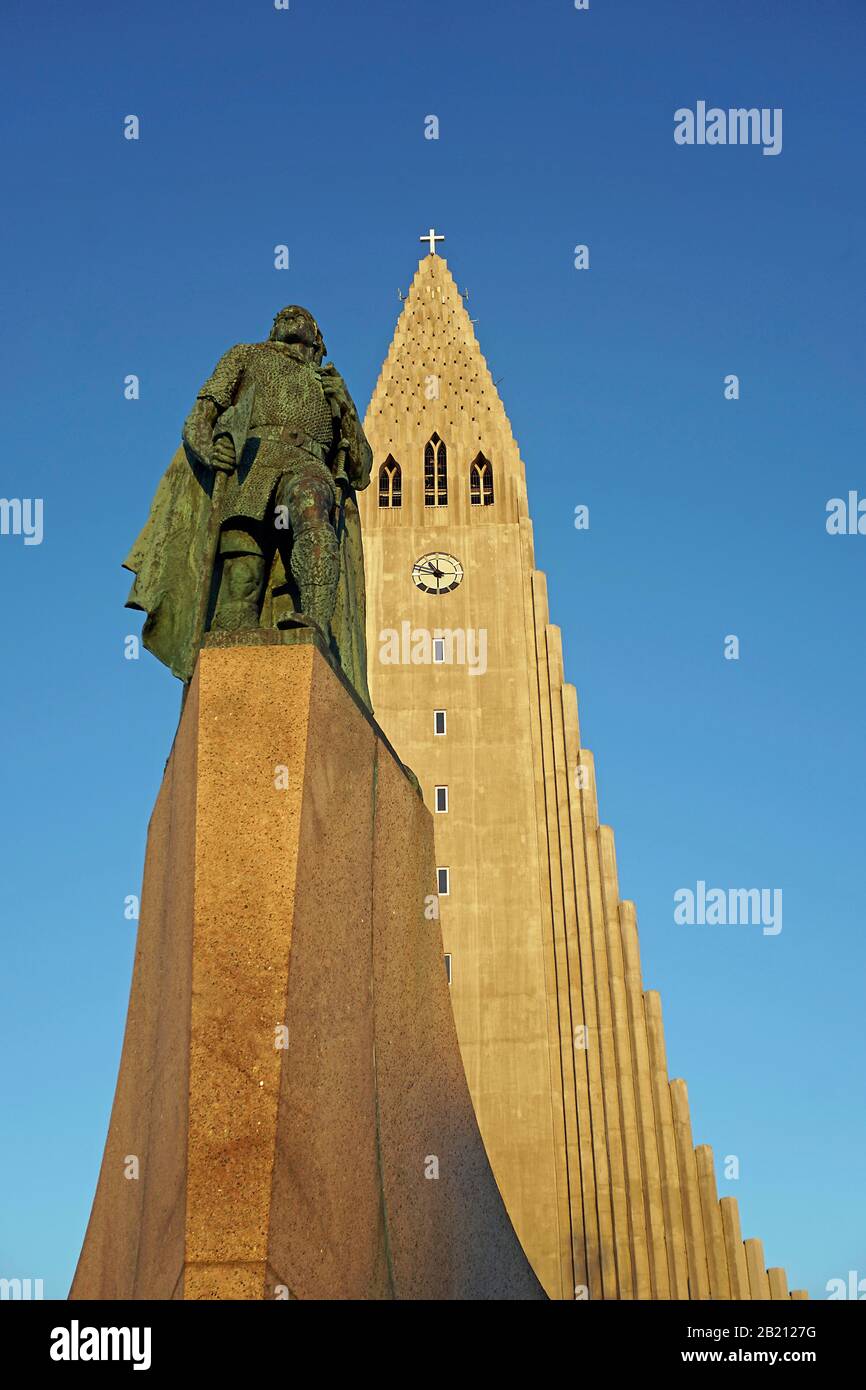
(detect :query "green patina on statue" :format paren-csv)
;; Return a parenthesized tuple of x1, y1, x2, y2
(123, 305, 373, 708)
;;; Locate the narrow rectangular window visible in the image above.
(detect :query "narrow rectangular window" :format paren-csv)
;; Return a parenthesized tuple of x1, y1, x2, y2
(435, 785, 448, 813)
(437, 866, 450, 896)
(434, 709, 446, 736)
(432, 637, 445, 664)
(444, 953, 452, 986)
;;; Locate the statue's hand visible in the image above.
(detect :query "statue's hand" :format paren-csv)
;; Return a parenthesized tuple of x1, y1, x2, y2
(211, 434, 236, 473)
(317, 363, 349, 409)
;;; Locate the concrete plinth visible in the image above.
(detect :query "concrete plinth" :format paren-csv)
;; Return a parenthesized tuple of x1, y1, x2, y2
(70, 637, 544, 1300)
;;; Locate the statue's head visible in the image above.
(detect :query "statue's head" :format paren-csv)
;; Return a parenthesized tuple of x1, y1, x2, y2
(270, 305, 326, 363)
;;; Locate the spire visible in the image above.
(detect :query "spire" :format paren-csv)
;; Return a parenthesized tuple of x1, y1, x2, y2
(364, 253, 526, 520)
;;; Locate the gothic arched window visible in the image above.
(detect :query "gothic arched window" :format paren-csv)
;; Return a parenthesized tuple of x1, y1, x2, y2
(424, 433, 448, 507)
(470, 453, 494, 506)
(378, 455, 402, 508)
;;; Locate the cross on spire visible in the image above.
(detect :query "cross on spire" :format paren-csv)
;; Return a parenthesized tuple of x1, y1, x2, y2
(420, 227, 445, 256)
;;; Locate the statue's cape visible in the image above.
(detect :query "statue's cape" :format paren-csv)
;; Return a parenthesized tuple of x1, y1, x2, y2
(123, 444, 214, 683)
(257, 478, 372, 711)
(122, 444, 372, 710)
(312, 486, 372, 711)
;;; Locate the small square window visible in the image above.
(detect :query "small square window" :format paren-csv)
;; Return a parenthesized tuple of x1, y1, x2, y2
(434, 709, 446, 736)
(435, 785, 448, 813)
(444, 953, 452, 986)
(437, 866, 450, 896)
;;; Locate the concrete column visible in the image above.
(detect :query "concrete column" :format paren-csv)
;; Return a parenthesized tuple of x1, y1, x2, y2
(545, 632, 599, 1300)
(719, 1196, 751, 1299)
(578, 749, 633, 1297)
(620, 905, 671, 1298)
(768, 1267, 790, 1300)
(644, 992, 690, 1298)
(745, 1238, 772, 1300)
(569, 744, 618, 1301)
(695, 1146, 731, 1299)
(670, 1080, 711, 1300)
(524, 570, 579, 1300)
(561, 681, 605, 1301)
(598, 826, 652, 1298)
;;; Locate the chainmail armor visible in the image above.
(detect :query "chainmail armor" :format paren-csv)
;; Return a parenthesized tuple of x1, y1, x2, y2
(197, 340, 339, 526)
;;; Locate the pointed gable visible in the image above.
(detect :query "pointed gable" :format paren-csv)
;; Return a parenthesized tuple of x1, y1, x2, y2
(362, 254, 529, 528)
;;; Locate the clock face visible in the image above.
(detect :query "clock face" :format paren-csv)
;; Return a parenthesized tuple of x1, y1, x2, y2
(412, 552, 464, 595)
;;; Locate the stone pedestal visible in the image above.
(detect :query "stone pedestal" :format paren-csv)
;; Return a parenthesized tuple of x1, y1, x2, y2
(71, 637, 544, 1300)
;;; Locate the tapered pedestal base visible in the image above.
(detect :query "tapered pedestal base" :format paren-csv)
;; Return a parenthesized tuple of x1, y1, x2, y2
(71, 640, 543, 1300)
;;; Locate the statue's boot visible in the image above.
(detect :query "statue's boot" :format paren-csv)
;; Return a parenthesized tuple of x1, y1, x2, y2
(211, 599, 260, 632)
(289, 524, 339, 638)
(211, 552, 265, 632)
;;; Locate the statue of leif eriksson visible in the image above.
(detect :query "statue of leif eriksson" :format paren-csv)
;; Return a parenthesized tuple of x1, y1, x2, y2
(123, 305, 373, 708)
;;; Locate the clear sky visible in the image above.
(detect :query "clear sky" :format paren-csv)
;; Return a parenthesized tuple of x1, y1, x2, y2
(1, 0, 863, 1301)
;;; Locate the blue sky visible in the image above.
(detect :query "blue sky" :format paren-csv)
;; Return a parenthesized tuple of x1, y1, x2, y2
(1, 0, 863, 1300)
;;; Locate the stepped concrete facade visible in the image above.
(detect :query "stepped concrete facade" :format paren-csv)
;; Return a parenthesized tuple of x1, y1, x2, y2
(358, 250, 805, 1300)
(71, 638, 545, 1301)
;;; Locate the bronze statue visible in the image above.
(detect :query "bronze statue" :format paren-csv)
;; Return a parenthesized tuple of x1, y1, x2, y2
(123, 306, 373, 707)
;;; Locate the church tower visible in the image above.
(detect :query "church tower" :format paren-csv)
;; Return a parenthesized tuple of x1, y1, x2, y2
(358, 243, 803, 1301)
